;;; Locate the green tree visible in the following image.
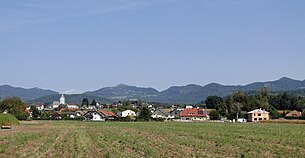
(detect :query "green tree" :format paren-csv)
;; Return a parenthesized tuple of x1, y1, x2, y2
(227, 91, 250, 120)
(138, 106, 151, 121)
(296, 97, 305, 112)
(216, 102, 227, 116)
(255, 88, 270, 110)
(81, 98, 89, 108)
(205, 96, 223, 109)
(30, 106, 40, 119)
(91, 99, 97, 106)
(0, 97, 26, 115)
(209, 110, 221, 120)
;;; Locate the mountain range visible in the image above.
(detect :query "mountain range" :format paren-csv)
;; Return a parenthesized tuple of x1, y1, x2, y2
(84, 77, 305, 104)
(1, 77, 305, 104)
(0, 85, 58, 101)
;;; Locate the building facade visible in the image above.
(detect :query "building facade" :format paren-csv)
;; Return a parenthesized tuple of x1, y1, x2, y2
(180, 108, 208, 121)
(120, 110, 137, 118)
(247, 108, 269, 122)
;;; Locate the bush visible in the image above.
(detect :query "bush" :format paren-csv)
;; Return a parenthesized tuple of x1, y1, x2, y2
(151, 118, 165, 122)
(284, 116, 305, 120)
(15, 112, 30, 121)
(209, 110, 221, 120)
(0, 114, 19, 126)
(117, 116, 136, 122)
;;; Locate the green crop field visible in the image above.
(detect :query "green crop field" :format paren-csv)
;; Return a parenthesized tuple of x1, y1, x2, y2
(0, 121, 304, 158)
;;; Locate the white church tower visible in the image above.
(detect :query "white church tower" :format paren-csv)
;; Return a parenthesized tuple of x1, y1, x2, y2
(60, 94, 65, 105)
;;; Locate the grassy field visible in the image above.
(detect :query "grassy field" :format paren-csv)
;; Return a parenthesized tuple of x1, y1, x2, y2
(0, 121, 304, 158)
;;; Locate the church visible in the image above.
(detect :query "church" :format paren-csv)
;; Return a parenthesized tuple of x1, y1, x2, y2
(52, 94, 66, 108)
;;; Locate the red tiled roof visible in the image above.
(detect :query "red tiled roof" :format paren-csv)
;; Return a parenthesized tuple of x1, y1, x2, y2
(285, 110, 302, 117)
(68, 108, 78, 112)
(180, 108, 207, 117)
(99, 110, 116, 117)
(24, 109, 30, 114)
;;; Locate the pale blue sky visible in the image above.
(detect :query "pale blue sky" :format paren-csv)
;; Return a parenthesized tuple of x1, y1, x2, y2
(0, 0, 305, 93)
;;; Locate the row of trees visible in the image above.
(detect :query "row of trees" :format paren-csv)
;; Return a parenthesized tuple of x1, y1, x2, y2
(205, 88, 305, 120)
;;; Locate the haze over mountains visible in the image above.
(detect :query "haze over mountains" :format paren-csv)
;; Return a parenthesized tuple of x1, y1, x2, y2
(1, 77, 305, 104)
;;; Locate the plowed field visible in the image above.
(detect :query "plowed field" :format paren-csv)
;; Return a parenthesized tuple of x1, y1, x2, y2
(0, 121, 304, 158)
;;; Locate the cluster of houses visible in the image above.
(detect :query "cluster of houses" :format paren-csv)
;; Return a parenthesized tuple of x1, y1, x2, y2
(25, 95, 303, 122)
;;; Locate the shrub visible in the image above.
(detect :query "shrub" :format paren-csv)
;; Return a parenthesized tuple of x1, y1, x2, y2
(15, 112, 30, 121)
(284, 116, 305, 120)
(209, 110, 221, 120)
(151, 118, 165, 122)
(0, 114, 19, 126)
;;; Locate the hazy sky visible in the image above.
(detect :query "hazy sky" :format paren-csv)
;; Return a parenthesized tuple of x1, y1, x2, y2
(0, 0, 305, 93)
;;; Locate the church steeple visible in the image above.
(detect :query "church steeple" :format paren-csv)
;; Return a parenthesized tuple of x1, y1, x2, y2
(60, 94, 65, 105)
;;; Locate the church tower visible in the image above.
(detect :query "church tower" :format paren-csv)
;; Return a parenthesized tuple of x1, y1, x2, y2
(60, 94, 65, 105)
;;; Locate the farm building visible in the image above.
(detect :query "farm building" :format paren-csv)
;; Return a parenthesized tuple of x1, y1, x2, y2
(285, 110, 302, 117)
(247, 108, 269, 122)
(180, 108, 208, 121)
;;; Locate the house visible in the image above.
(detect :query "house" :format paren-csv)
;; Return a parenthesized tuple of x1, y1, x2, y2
(25, 103, 45, 111)
(52, 101, 60, 109)
(152, 109, 174, 119)
(50, 111, 62, 119)
(247, 108, 269, 122)
(67, 108, 78, 112)
(63, 111, 83, 118)
(180, 108, 208, 121)
(118, 110, 136, 118)
(99, 110, 117, 121)
(76, 110, 85, 116)
(84, 110, 117, 121)
(67, 104, 79, 109)
(171, 108, 184, 118)
(84, 111, 105, 121)
(87, 105, 97, 110)
(285, 110, 302, 117)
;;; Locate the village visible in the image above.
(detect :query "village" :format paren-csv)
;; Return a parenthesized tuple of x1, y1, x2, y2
(24, 94, 302, 123)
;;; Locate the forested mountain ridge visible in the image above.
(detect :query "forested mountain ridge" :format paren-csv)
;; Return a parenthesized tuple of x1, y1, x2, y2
(85, 77, 305, 104)
(1, 77, 305, 104)
(0, 85, 58, 101)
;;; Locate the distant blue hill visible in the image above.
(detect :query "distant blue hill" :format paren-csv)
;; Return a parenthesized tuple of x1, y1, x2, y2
(84, 77, 305, 104)
(0, 85, 58, 101)
(1, 77, 305, 104)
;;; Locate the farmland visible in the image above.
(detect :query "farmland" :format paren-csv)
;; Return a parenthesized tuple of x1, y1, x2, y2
(0, 121, 305, 158)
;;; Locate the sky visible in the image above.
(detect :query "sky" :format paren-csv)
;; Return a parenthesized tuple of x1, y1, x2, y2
(0, 0, 305, 94)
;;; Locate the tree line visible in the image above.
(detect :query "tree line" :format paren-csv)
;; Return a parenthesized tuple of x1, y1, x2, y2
(204, 88, 305, 120)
